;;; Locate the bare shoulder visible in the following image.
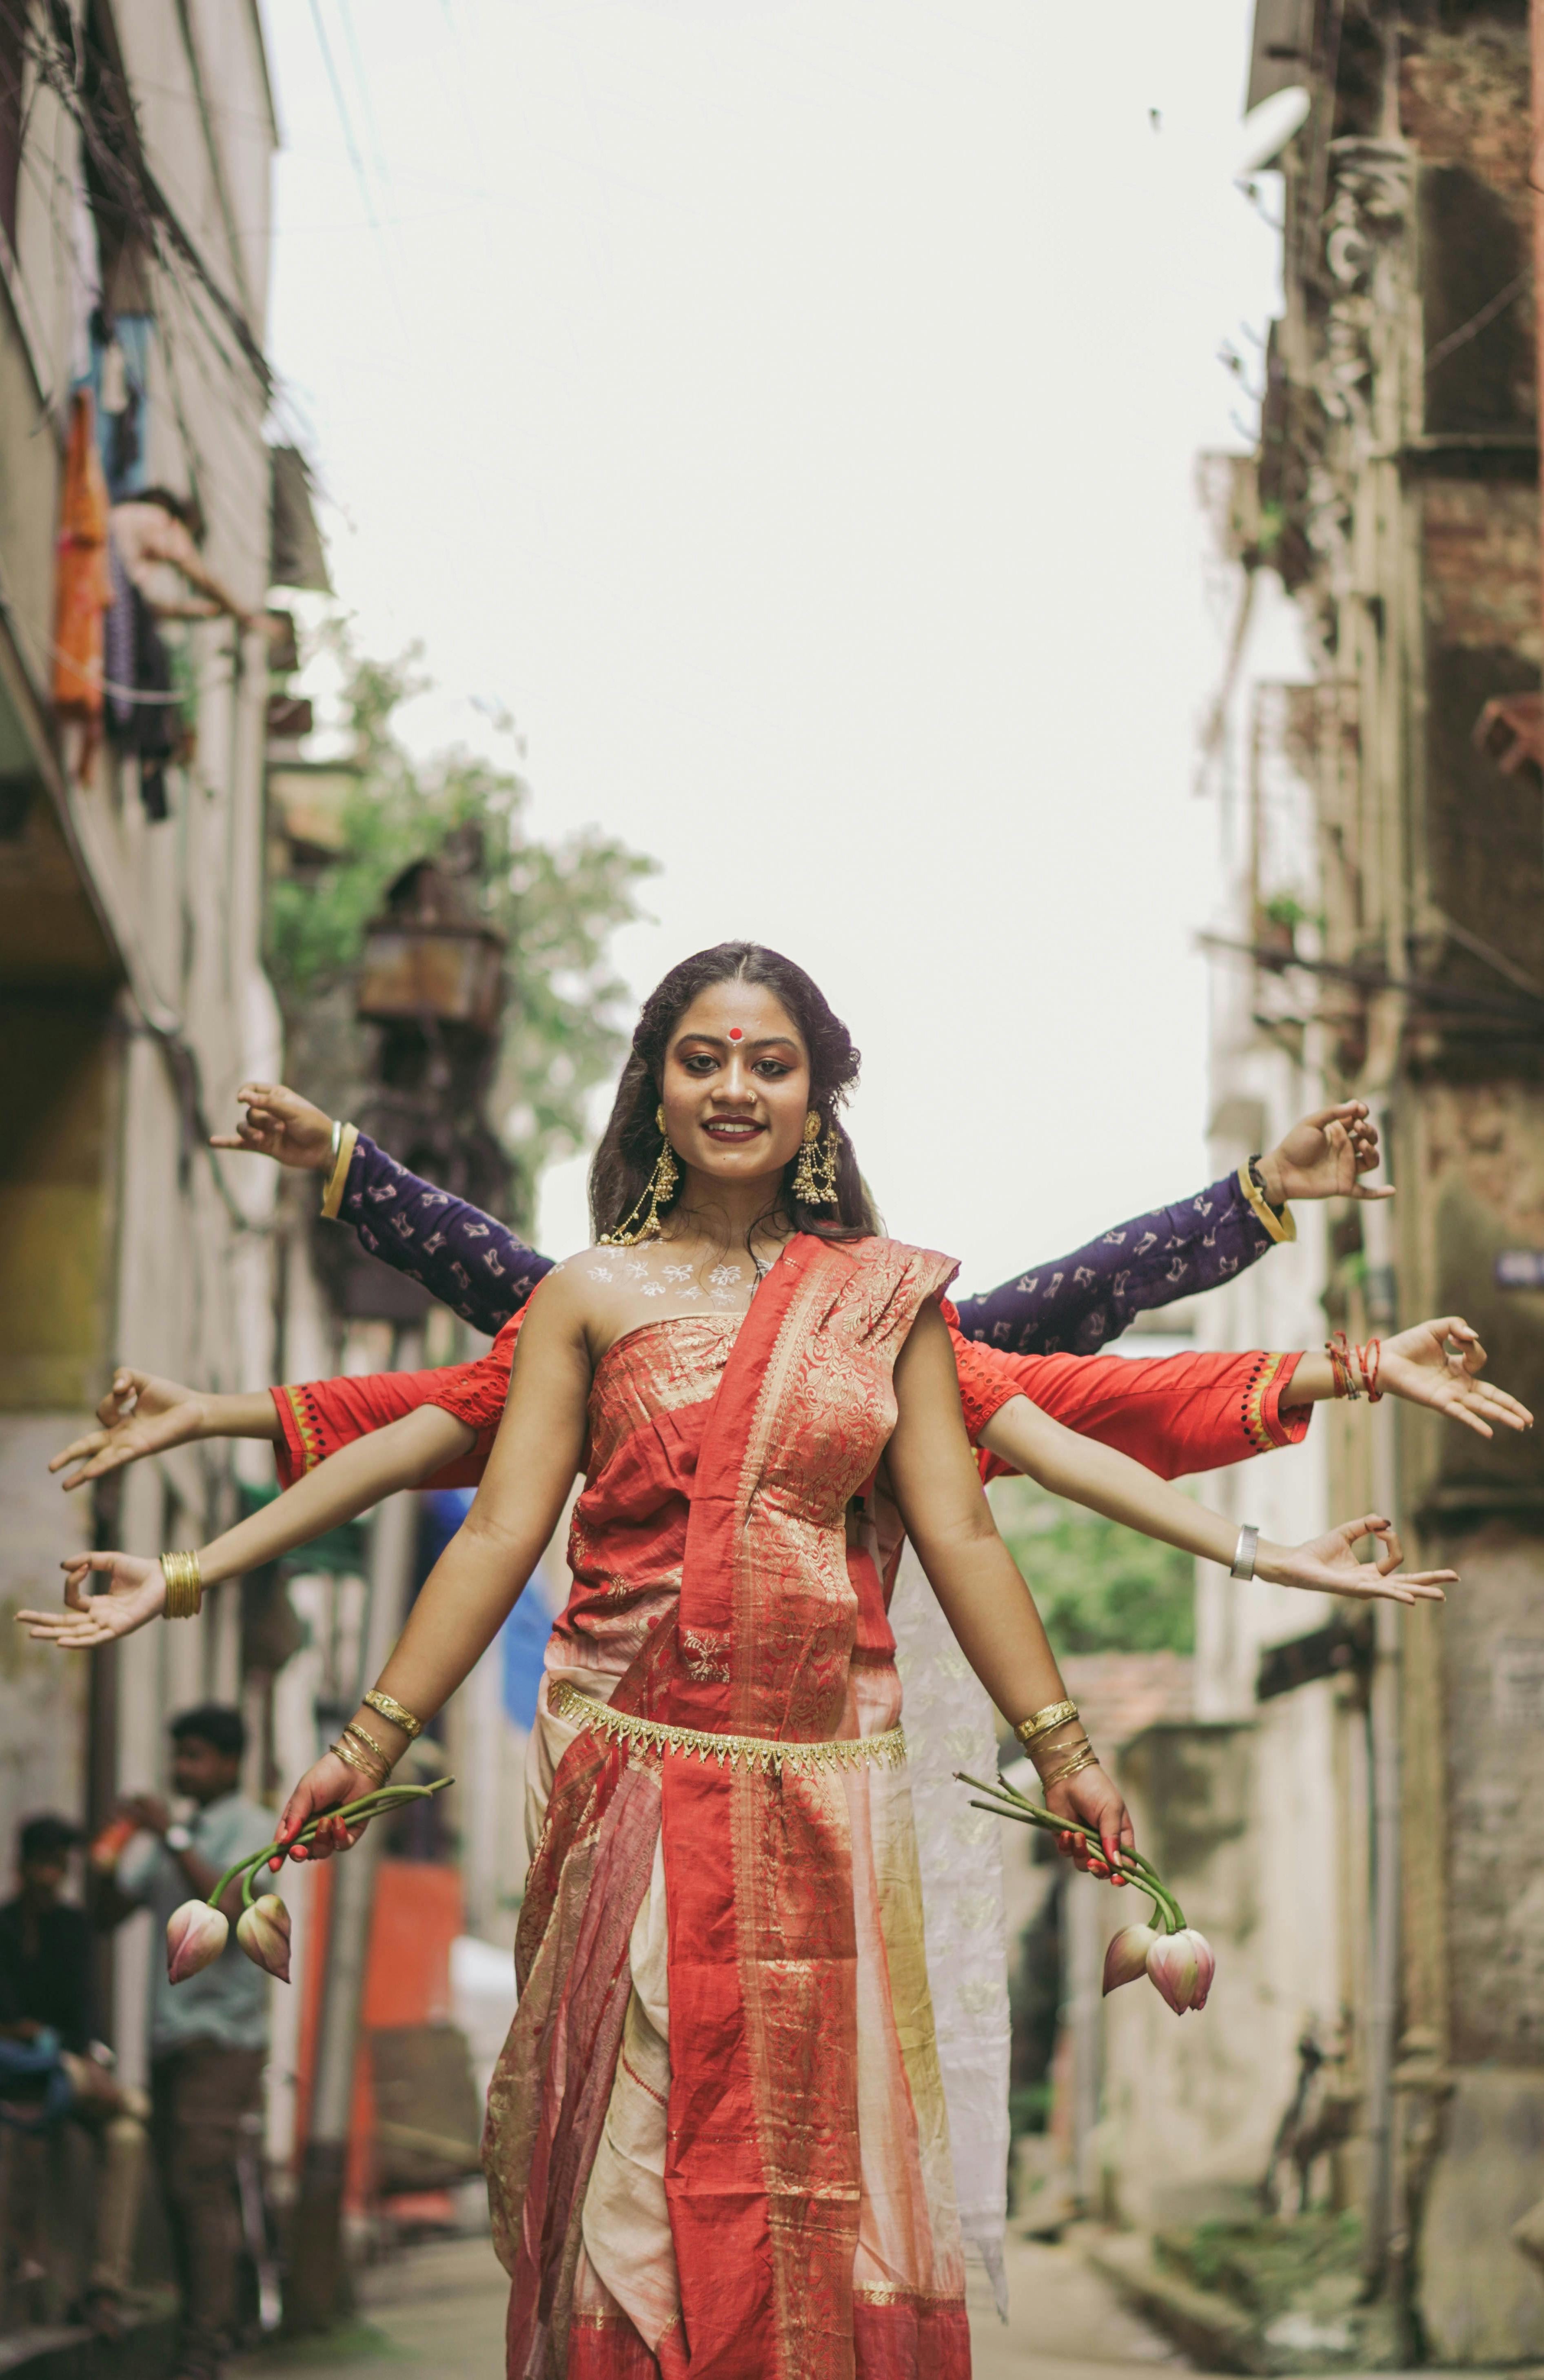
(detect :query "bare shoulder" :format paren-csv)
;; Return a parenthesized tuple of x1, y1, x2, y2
(509, 1252, 603, 1344)
(521, 1246, 638, 1343)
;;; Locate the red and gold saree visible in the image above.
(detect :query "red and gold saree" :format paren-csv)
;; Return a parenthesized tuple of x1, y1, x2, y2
(485, 1232, 972, 2380)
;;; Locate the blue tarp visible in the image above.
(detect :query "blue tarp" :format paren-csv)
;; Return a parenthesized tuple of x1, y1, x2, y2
(419, 1491, 554, 1732)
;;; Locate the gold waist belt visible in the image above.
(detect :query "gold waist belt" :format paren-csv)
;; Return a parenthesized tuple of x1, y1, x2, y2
(549, 1675, 906, 1776)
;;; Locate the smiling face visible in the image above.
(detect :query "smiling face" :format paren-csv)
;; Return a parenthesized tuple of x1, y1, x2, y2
(659, 981, 812, 1192)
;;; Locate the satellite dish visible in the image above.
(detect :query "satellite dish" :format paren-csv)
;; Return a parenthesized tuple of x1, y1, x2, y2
(1237, 85, 1311, 175)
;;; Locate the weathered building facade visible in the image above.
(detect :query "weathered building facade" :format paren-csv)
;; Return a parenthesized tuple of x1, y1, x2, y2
(0, 0, 282, 2092)
(1109, 2, 1544, 2362)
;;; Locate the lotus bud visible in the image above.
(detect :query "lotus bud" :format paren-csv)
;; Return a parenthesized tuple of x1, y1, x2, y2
(166, 1900, 228, 1984)
(1145, 1927, 1216, 2015)
(1103, 1923, 1158, 1996)
(235, 1893, 292, 1983)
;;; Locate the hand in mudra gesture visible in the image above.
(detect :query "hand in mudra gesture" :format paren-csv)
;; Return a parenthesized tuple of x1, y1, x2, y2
(210, 1082, 335, 1171)
(1381, 1316, 1533, 1440)
(1260, 1101, 1390, 1204)
(16, 1552, 167, 1648)
(1271, 1516, 1454, 1606)
(49, 1370, 204, 1491)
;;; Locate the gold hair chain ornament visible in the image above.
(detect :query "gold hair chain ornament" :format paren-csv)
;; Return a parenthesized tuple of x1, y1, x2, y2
(599, 1105, 681, 1247)
(791, 1110, 839, 1207)
(162, 1550, 203, 1620)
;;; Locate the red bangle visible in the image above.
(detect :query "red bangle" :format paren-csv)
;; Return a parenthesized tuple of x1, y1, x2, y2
(1326, 1331, 1359, 1400)
(1356, 1337, 1382, 1402)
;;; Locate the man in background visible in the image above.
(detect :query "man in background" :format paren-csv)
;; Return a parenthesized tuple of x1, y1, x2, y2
(0, 1816, 149, 2334)
(95, 1708, 272, 2380)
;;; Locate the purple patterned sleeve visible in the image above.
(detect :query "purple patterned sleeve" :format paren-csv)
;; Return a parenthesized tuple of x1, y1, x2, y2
(952, 1172, 1275, 1356)
(337, 1133, 555, 1336)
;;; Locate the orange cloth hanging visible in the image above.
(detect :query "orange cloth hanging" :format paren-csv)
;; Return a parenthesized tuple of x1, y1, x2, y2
(53, 388, 113, 721)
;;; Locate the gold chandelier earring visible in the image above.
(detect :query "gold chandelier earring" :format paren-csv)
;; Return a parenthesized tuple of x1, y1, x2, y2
(599, 1104, 681, 1247)
(792, 1110, 839, 1207)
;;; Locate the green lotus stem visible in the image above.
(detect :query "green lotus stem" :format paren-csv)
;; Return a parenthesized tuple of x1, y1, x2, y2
(957, 1769, 1188, 1930)
(209, 1777, 453, 1911)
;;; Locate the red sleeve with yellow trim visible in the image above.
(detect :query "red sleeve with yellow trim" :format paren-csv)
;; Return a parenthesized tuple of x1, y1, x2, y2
(271, 1316, 522, 1494)
(943, 1300, 1309, 1482)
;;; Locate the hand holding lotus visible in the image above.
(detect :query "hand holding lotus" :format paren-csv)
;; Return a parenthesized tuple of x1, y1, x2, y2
(960, 1768, 1217, 2019)
(1045, 1758, 1136, 1884)
(164, 1778, 450, 1987)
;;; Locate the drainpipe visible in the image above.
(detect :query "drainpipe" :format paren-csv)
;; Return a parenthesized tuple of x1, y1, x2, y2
(1535, 0, 1544, 664)
(1360, 1158, 1401, 2304)
(284, 1327, 424, 2332)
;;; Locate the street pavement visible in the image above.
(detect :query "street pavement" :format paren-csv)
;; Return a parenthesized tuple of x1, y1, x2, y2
(237, 2227, 1186, 2380)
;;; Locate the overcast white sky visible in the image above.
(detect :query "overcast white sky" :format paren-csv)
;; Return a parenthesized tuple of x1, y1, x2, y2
(261, 0, 1281, 1285)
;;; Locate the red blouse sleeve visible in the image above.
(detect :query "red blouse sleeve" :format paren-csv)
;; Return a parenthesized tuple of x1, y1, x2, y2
(943, 1318, 1309, 1483)
(271, 1317, 521, 1494)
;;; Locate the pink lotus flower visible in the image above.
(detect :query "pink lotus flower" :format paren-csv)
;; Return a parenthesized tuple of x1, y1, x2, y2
(1103, 1923, 1158, 1995)
(235, 1893, 292, 1983)
(166, 1900, 228, 1984)
(1145, 1927, 1216, 2014)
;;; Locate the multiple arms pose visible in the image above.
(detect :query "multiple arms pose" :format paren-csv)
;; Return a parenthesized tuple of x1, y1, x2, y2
(27, 1306, 1513, 1653)
(27, 1072, 1528, 1896)
(209, 1084, 1389, 1353)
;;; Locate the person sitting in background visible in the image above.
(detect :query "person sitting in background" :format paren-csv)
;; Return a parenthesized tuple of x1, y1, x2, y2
(0, 1816, 149, 2337)
(92, 1711, 271, 2380)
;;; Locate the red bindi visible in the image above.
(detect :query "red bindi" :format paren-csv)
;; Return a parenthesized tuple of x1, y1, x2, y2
(728, 1028, 743, 1041)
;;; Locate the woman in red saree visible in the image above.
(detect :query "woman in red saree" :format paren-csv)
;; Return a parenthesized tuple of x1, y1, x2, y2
(32, 946, 1466, 2379)
(268, 946, 1464, 2380)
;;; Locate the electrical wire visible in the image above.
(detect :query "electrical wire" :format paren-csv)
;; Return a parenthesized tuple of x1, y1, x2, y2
(307, 0, 408, 338)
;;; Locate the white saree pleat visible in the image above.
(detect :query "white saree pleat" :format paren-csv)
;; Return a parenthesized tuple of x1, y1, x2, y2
(889, 1542, 1011, 2318)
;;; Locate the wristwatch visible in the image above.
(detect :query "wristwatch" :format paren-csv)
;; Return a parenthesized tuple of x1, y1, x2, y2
(164, 1824, 193, 1854)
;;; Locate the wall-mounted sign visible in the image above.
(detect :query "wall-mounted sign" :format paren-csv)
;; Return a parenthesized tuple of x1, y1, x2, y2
(1496, 1251, 1544, 1289)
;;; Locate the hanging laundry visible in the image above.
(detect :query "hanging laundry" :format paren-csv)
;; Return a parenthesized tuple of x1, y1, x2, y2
(103, 535, 180, 823)
(53, 388, 113, 752)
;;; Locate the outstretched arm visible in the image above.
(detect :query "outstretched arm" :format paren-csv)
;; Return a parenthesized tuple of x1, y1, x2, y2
(273, 1271, 592, 1859)
(953, 1102, 1388, 1357)
(976, 1395, 1455, 1607)
(212, 1085, 552, 1336)
(949, 1313, 1531, 1486)
(49, 1371, 280, 1492)
(19, 1406, 477, 1649)
(886, 1302, 1134, 1877)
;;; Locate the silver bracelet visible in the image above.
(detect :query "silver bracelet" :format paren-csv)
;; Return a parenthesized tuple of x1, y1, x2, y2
(329, 1116, 342, 1171)
(1230, 1523, 1260, 1581)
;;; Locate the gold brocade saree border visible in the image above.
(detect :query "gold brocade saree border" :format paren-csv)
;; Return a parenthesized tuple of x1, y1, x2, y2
(550, 1675, 907, 1776)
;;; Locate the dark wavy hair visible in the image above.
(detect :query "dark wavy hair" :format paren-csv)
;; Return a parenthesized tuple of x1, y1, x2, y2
(588, 943, 877, 1243)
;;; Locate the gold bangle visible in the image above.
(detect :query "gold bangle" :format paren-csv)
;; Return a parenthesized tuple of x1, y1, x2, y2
(1239, 1158, 1296, 1246)
(342, 1720, 396, 1777)
(1031, 1733, 1092, 1783)
(331, 1735, 388, 1787)
(161, 1550, 203, 1620)
(320, 1122, 359, 1222)
(363, 1689, 424, 1741)
(1015, 1699, 1079, 1750)
(1045, 1744, 1102, 1788)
